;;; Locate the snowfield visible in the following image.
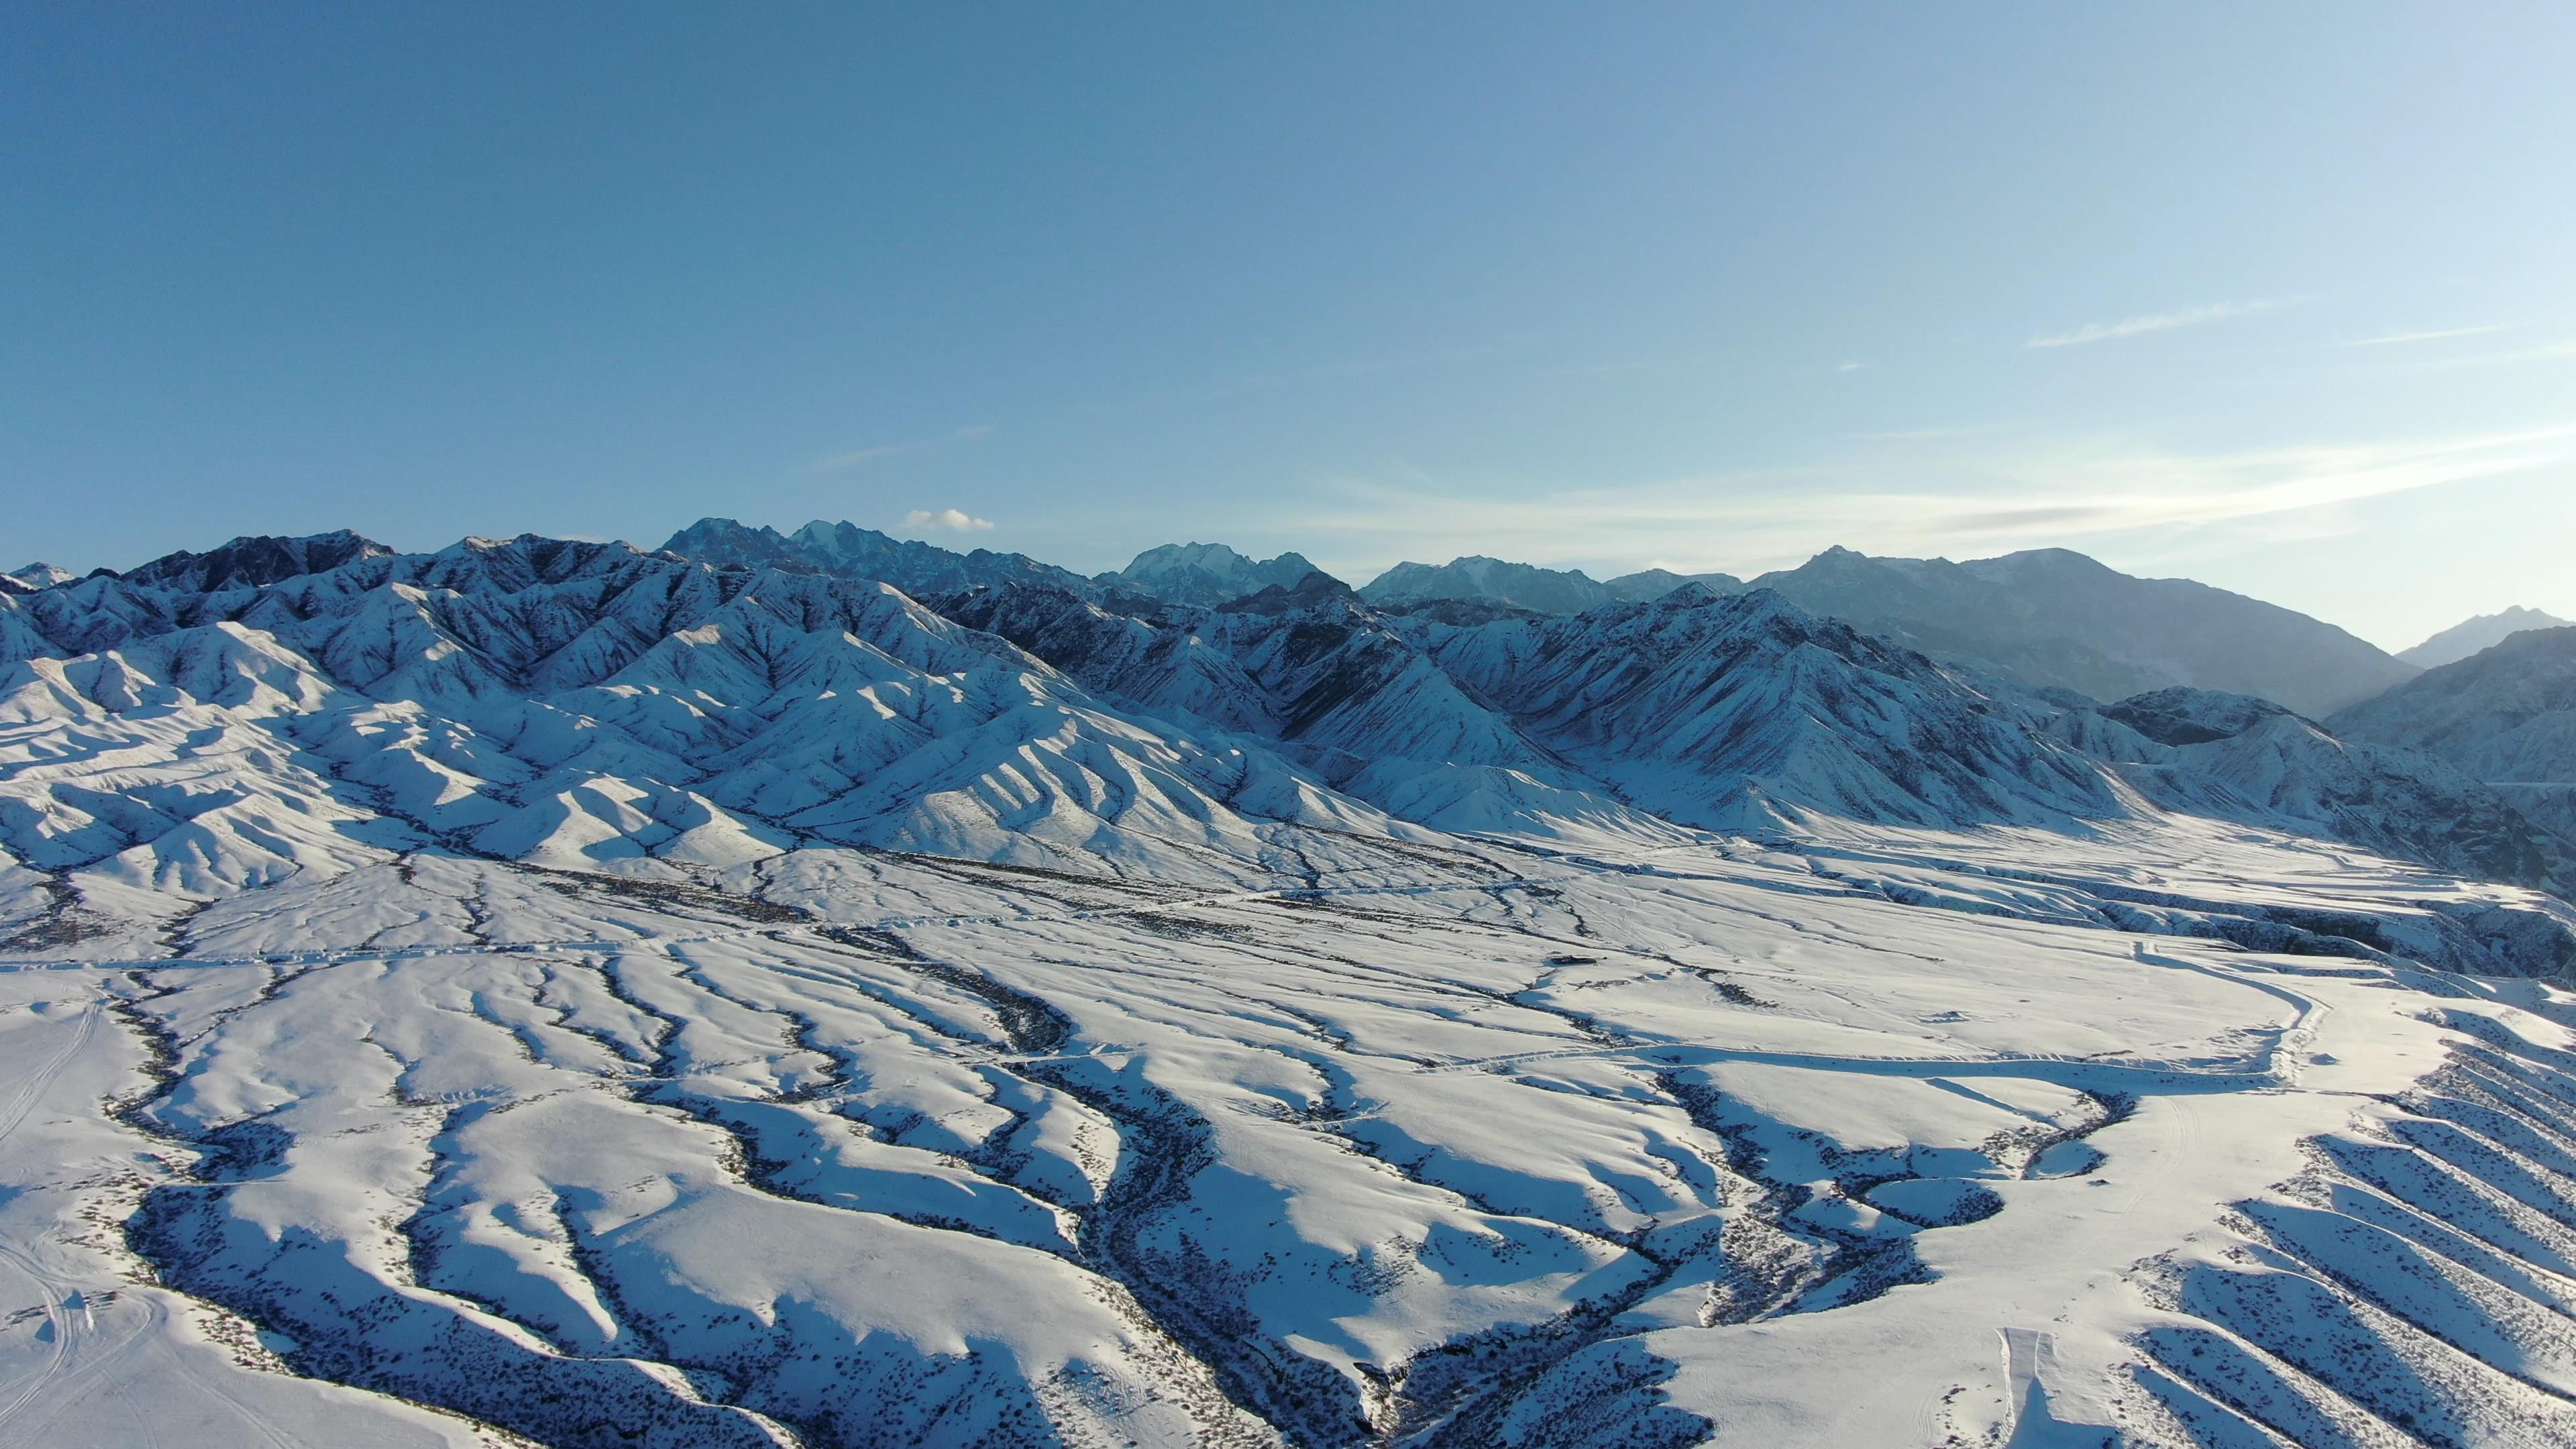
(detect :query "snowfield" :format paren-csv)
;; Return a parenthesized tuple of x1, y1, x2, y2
(4, 535, 2576, 1446)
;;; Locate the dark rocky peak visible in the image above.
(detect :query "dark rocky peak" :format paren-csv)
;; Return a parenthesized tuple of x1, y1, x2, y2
(121, 530, 393, 592)
(1219, 571, 1368, 616)
(659, 517, 819, 573)
(2102, 687, 2301, 747)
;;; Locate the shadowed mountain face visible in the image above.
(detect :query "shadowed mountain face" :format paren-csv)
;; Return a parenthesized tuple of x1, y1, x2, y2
(1743, 546, 2419, 718)
(2333, 625, 2576, 853)
(659, 517, 1097, 598)
(2398, 606, 2575, 668)
(118, 530, 394, 592)
(2100, 687, 2562, 893)
(931, 572, 2571, 898)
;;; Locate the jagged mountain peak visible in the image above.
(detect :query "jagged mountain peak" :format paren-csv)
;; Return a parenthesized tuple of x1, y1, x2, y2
(1217, 570, 1366, 616)
(1106, 541, 1332, 605)
(659, 516, 1095, 598)
(119, 529, 394, 592)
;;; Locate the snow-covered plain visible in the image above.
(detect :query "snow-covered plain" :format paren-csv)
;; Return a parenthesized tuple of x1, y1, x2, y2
(7, 537, 2576, 1446)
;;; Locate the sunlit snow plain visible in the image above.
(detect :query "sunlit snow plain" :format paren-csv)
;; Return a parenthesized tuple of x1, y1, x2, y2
(7, 553, 2576, 1446)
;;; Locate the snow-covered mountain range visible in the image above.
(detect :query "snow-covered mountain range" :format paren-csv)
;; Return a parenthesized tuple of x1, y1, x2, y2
(1337, 545, 2422, 720)
(5, 525, 2576, 1448)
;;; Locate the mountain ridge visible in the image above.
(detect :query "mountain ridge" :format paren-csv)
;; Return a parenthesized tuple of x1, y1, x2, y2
(2398, 604, 2575, 667)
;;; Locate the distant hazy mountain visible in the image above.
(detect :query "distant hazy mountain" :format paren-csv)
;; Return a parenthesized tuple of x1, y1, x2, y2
(1601, 566, 1748, 602)
(1360, 556, 1743, 615)
(2332, 625, 2576, 852)
(1746, 546, 2418, 718)
(1099, 542, 1332, 605)
(2398, 606, 2574, 668)
(1362, 556, 1615, 614)
(659, 517, 1095, 597)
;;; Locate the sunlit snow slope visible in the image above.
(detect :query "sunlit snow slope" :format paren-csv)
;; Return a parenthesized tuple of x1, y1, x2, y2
(5, 535, 2576, 1447)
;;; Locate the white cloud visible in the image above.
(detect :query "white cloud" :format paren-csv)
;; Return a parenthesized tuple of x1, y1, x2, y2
(814, 443, 916, 470)
(1278, 423, 2575, 583)
(904, 507, 995, 533)
(2026, 297, 2304, 349)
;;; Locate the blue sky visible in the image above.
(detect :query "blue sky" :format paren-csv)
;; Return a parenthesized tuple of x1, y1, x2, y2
(7, 4, 2573, 650)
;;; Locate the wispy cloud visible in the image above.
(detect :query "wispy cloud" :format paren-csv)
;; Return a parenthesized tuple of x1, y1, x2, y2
(2026, 297, 2305, 350)
(809, 423, 997, 472)
(2417, 338, 2576, 370)
(903, 507, 994, 533)
(814, 443, 916, 470)
(1280, 423, 2575, 583)
(2342, 322, 2517, 348)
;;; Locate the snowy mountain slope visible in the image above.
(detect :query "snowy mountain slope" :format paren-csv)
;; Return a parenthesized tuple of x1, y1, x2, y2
(1748, 545, 2420, 718)
(940, 580, 1680, 843)
(2334, 625, 2576, 858)
(0, 535, 1428, 903)
(1423, 587, 2128, 833)
(1102, 543, 1334, 604)
(7, 531, 2559, 910)
(5, 824, 2576, 1446)
(10, 529, 2576, 1444)
(2400, 606, 2575, 668)
(3, 564, 76, 592)
(117, 529, 396, 592)
(659, 517, 1099, 598)
(941, 575, 2571, 891)
(2092, 687, 2566, 895)
(2332, 626, 2576, 780)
